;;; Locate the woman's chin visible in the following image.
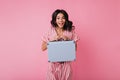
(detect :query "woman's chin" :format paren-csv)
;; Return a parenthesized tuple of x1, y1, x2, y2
(58, 26, 64, 28)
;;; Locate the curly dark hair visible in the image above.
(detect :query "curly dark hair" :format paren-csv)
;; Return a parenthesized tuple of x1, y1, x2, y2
(51, 9, 74, 32)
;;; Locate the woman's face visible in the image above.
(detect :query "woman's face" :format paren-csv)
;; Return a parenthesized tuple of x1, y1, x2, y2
(56, 13, 66, 29)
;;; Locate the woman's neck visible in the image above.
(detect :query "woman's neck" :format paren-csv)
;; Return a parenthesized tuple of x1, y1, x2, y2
(55, 27, 64, 36)
(56, 27, 63, 32)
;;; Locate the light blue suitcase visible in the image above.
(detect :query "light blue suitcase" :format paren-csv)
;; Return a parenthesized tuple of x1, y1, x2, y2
(47, 41, 76, 62)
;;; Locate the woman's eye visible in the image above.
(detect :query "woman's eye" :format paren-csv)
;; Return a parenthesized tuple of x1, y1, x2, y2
(62, 17, 65, 19)
(56, 17, 65, 20)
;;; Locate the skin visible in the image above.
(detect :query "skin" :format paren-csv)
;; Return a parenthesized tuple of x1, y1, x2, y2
(41, 13, 69, 51)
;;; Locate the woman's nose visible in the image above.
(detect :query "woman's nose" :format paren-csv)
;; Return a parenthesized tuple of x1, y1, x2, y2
(60, 19, 63, 21)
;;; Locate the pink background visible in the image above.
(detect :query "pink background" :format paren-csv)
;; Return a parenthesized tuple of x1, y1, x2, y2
(0, 0, 120, 80)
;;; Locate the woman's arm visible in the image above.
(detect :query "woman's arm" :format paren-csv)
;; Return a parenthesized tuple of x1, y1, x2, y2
(41, 41, 47, 51)
(41, 34, 61, 51)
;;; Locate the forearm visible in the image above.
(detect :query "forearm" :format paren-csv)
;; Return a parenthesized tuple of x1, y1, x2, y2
(41, 41, 47, 51)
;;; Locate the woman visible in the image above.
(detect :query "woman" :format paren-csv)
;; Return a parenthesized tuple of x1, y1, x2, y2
(41, 9, 79, 80)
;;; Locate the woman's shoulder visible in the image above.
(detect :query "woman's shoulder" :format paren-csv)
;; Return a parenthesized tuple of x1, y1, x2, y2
(46, 26, 56, 35)
(46, 26, 54, 32)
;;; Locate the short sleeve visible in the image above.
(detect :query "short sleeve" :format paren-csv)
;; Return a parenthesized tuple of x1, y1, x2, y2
(41, 28, 51, 43)
(72, 29, 80, 42)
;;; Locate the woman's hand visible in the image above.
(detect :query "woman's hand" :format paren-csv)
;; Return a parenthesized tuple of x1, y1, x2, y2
(50, 35, 61, 41)
(51, 35, 70, 41)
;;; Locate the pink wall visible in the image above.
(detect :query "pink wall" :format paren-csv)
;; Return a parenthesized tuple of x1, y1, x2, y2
(0, 0, 120, 80)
